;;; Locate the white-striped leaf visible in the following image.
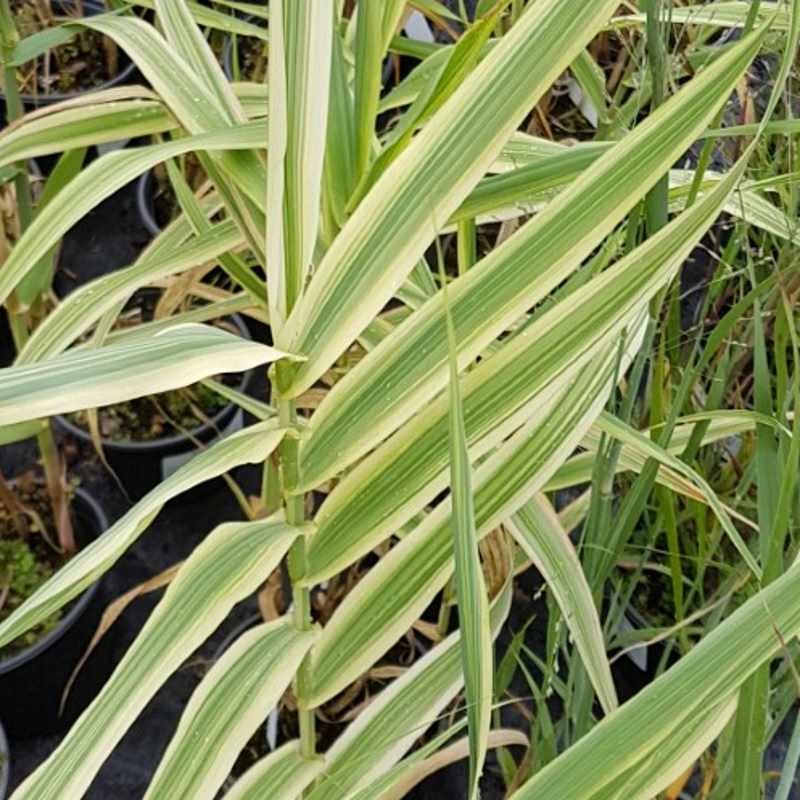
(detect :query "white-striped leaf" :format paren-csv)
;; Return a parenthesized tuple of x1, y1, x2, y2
(0, 82, 269, 168)
(155, 0, 249, 124)
(305, 335, 628, 707)
(225, 742, 325, 800)
(145, 617, 318, 800)
(277, 0, 621, 386)
(306, 563, 513, 800)
(267, 0, 334, 326)
(0, 93, 168, 167)
(596, 695, 737, 800)
(508, 559, 800, 799)
(0, 324, 287, 425)
(444, 279, 492, 799)
(0, 123, 265, 309)
(0, 422, 287, 650)
(294, 29, 765, 491)
(614, 1, 788, 30)
(302, 138, 752, 588)
(126, 0, 269, 39)
(304, 145, 753, 706)
(12, 516, 303, 800)
(19, 221, 244, 363)
(84, 14, 264, 205)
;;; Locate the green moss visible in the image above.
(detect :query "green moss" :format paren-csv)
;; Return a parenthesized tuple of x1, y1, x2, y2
(0, 538, 60, 653)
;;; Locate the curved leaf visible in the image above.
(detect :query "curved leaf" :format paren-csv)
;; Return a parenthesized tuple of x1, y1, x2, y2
(0, 422, 286, 650)
(507, 495, 618, 715)
(225, 742, 324, 800)
(145, 618, 318, 800)
(0, 324, 286, 425)
(12, 516, 303, 800)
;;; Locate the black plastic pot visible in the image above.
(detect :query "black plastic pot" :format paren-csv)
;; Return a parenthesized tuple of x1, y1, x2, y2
(53, 173, 151, 299)
(0, 488, 111, 738)
(1, 1, 136, 113)
(0, 310, 15, 369)
(56, 312, 254, 501)
(0, 719, 8, 800)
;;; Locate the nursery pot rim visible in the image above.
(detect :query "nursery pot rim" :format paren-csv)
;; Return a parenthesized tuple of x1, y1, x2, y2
(212, 611, 262, 663)
(4, 0, 137, 108)
(0, 487, 107, 675)
(136, 170, 219, 241)
(135, 169, 161, 239)
(56, 311, 255, 453)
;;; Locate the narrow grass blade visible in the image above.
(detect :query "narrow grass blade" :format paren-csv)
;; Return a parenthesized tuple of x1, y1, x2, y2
(774, 710, 800, 800)
(731, 0, 800, 785)
(507, 495, 618, 715)
(593, 412, 760, 578)
(444, 279, 492, 799)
